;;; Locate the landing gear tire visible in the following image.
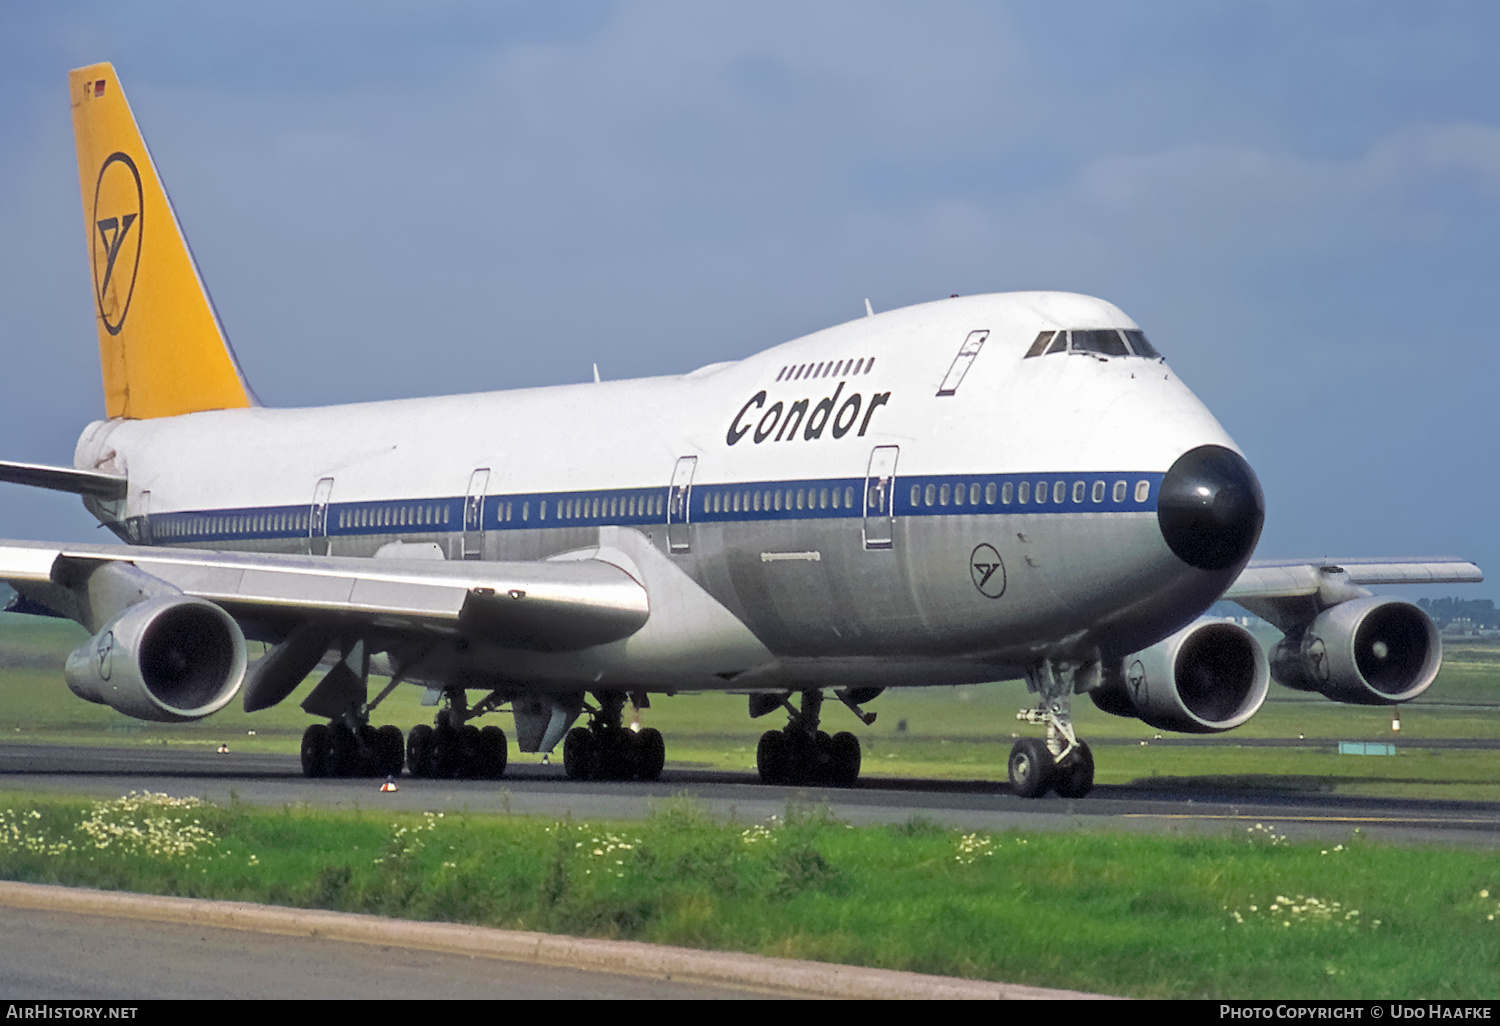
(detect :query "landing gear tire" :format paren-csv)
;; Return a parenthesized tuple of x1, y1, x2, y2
(477, 725, 508, 780)
(300, 724, 331, 778)
(1008, 737, 1055, 798)
(1052, 740, 1095, 799)
(328, 724, 359, 777)
(457, 724, 482, 778)
(563, 727, 595, 780)
(756, 730, 791, 784)
(407, 724, 433, 778)
(828, 731, 861, 787)
(429, 724, 459, 779)
(593, 729, 634, 781)
(375, 725, 405, 778)
(635, 728, 666, 781)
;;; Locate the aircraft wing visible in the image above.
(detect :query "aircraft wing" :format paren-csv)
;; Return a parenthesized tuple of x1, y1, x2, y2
(0, 539, 649, 652)
(1226, 557, 1483, 600)
(1223, 556, 1481, 634)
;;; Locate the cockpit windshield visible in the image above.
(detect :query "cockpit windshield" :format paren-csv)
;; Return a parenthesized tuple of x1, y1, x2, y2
(1024, 328, 1162, 360)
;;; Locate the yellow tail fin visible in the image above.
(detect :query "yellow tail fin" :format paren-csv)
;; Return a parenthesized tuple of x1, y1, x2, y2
(70, 63, 255, 420)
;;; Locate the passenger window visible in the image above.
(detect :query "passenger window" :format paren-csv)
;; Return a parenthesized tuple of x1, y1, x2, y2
(925, 484, 936, 506)
(1001, 481, 1012, 504)
(1092, 481, 1105, 503)
(1072, 481, 1085, 503)
(1135, 480, 1150, 503)
(911, 484, 921, 506)
(940, 484, 951, 506)
(1053, 481, 1067, 503)
(1017, 482, 1029, 504)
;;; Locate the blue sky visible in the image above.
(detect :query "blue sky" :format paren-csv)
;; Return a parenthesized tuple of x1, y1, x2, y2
(0, 2, 1496, 600)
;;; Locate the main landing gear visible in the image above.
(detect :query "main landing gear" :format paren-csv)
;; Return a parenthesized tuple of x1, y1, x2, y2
(298, 685, 512, 780)
(300, 721, 405, 779)
(562, 691, 666, 782)
(1008, 658, 1096, 799)
(753, 689, 867, 787)
(407, 688, 510, 780)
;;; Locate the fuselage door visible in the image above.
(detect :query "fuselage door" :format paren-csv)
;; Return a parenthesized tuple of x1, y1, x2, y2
(136, 489, 151, 545)
(937, 330, 988, 396)
(309, 476, 334, 556)
(464, 468, 490, 560)
(863, 445, 899, 550)
(667, 455, 698, 554)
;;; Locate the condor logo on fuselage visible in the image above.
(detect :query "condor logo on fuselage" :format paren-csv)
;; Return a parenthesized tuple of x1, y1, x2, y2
(726, 381, 891, 447)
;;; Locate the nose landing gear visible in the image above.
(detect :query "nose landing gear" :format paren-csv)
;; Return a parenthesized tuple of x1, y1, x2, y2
(1009, 657, 1097, 799)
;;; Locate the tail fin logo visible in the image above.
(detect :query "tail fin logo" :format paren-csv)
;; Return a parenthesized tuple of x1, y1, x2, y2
(91, 151, 143, 336)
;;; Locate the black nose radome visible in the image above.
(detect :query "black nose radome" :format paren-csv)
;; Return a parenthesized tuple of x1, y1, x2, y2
(1157, 445, 1265, 572)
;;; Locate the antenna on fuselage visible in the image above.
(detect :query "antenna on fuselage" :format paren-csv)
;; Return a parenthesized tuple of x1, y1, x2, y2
(593, 363, 601, 383)
(864, 298, 875, 317)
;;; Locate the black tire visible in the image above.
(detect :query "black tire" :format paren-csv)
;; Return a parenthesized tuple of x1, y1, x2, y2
(456, 725, 482, 779)
(593, 729, 629, 781)
(375, 725, 405, 777)
(756, 730, 790, 785)
(1008, 737, 1055, 798)
(563, 727, 595, 781)
(406, 724, 433, 778)
(828, 731, 861, 786)
(635, 727, 666, 781)
(477, 725, 508, 779)
(1052, 740, 1095, 799)
(430, 724, 459, 779)
(300, 724, 331, 778)
(328, 725, 359, 777)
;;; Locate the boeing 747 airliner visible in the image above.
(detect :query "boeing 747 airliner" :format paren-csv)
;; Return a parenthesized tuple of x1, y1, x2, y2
(0, 64, 1481, 797)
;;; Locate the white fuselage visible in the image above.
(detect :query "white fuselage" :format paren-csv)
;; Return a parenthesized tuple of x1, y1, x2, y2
(74, 291, 1250, 694)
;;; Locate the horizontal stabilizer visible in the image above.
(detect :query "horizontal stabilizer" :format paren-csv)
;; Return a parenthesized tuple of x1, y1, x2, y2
(0, 460, 126, 500)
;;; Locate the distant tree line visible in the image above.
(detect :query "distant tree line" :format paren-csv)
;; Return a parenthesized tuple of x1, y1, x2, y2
(1417, 597, 1500, 629)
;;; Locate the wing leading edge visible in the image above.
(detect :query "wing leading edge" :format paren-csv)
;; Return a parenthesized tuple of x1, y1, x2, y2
(1227, 557, 1483, 600)
(0, 540, 650, 652)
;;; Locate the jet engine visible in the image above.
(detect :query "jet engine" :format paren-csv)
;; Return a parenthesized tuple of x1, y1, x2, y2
(1269, 596, 1439, 705)
(64, 594, 247, 722)
(1093, 619, 1269, 733)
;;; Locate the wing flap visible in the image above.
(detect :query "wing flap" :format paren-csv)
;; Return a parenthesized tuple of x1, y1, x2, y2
(0, 540, 649, 651)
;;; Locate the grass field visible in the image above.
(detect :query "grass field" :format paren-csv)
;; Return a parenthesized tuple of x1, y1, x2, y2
(1, 613, 1497, 998)
(0, 789, 1496, 999)
(1, 613, 1497, 800)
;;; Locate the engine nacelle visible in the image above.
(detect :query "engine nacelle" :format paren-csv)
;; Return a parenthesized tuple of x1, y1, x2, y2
(1094, 619, 1269, 733)
(64, 594, 247, 722)
(1270, 596, 1439, 705)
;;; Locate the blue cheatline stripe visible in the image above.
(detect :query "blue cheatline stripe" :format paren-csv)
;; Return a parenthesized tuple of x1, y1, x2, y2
(132, 471, 1163, 545)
